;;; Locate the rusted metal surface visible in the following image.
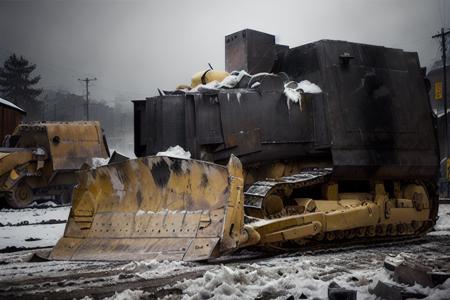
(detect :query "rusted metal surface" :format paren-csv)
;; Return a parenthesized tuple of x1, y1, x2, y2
(0, 121, 109, 208)
(9, 121, 108, 170)
(225, 29, 278, 74)
(134, 34, 438, 181)
(51, 155, 246, 261)
(45, 122, 108, 170)
(0, 148, 33, 177)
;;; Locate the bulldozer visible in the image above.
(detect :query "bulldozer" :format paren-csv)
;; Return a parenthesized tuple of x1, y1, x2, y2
(51, 29, 440, 261)
(0, 121, 110, 208)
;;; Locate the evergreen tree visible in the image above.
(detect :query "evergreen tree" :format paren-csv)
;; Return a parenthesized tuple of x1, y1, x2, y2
(0, 54, 42, 118)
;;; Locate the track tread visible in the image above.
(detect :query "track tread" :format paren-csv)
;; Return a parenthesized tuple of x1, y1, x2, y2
(243, 169, 439, 250)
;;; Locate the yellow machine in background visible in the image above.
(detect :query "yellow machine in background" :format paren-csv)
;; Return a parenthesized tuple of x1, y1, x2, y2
(0, 122, 109, 208)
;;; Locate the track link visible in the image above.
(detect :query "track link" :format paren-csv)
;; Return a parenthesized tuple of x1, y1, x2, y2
(244, 168, 332, 209)
(243, 169, 439, 251)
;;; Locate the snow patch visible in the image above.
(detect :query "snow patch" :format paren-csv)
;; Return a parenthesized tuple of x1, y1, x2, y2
(176, 238, 450, 300)
(236, 92, 242, 103)
(136, 210, 146, 216)
(0, 206, 71, 251)
(0, 223, 67, 250)
(0, 206, 70, 226)
(177, 263, 331, 299)
(298, 80, 322, 93)
(284, 80, 322, 110)
(424, 278, 450, 299)
(33, 147, 46, 156)
(91, 157, 109, 168)
(120, 259, 199, 282)
(156, 145, 191, 159)
(219, 70, 249, 88)
(104, 289, 147, 300)
(250, 81, 261, 88)
(28, 201, 58, 208)
(252, 72, 272, 77)
(190, 80, 220, 92)
(434, 204, 450, 232)
(0, 97, 25, 112)
(284, 84, 303, 110)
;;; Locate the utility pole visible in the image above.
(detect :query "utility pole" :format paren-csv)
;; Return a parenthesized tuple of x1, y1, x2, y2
(433, 28, 450, 197)
(78, 77, 97, 121)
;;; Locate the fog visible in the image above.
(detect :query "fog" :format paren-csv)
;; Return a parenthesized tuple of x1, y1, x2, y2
(0, 0, 449, 101)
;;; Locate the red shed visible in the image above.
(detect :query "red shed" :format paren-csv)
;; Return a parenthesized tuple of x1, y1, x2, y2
(0, 97, 26, 143)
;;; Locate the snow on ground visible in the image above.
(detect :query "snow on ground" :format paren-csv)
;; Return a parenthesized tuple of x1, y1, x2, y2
(0, 206, 70, 251)
(117, 259, 211, 288)
(175, 250, 450, 300)
(434, 204, 450, 233)
(0, 205, 448, 299)
(0, 250, 117, 281)
(103, 289, 147, 300)
(0, 206, 70, 226)
(174, 205, 450, 299)
(0, 223, 66, 250)
(29, 200, 59, 208)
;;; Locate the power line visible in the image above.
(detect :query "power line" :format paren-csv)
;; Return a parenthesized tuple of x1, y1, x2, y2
(78, 77, 97, 121)
(0, 46, 150, 99)
(432, 27, 450, 187)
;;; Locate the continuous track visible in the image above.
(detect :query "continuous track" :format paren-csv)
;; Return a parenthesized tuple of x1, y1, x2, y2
(244, 169, 439, 252)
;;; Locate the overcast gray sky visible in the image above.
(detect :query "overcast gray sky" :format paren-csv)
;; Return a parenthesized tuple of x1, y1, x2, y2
(0, 0, 449, 102)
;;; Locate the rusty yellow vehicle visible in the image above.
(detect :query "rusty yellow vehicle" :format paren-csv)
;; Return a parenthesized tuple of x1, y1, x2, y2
(51, 30, 439, 261)
(0, 121, 109, 208)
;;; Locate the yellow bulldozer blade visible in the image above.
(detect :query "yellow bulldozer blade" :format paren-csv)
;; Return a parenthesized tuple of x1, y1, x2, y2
(50, 155, 246, 261)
